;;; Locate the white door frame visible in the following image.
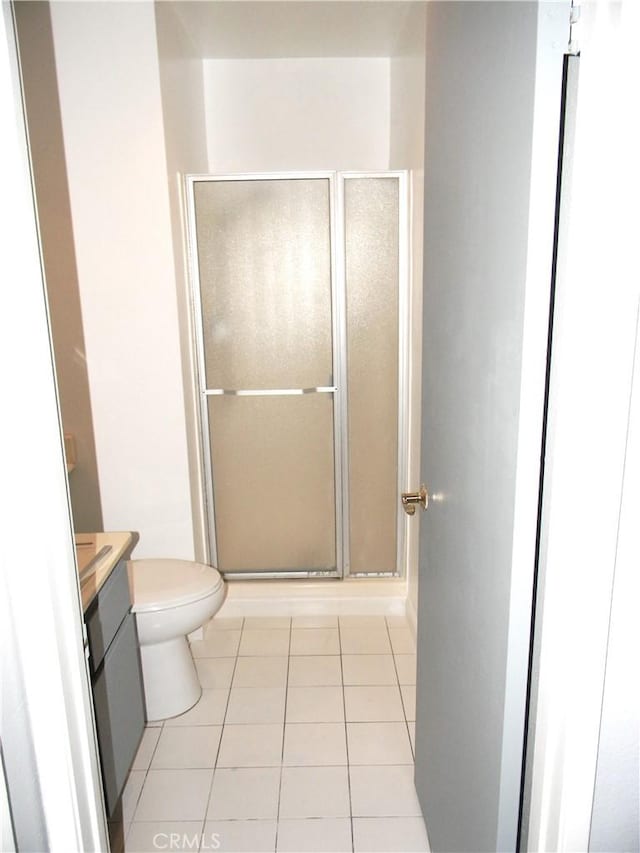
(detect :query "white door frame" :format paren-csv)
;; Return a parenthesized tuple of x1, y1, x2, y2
(0, 4, 107, 850)
(523, 1, 640, 849)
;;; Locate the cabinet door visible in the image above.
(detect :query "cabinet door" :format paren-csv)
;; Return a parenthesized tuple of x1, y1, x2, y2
(92, 613, 144, 816)
(86, 560, 131, 671)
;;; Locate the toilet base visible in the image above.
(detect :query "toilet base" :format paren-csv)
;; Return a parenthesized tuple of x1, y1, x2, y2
(139, 636, 202, 721)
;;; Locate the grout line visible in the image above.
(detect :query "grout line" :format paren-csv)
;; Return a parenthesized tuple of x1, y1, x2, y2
(143, 721, 163, 771)
(337, 618, 356, 853)
(128, 718, 165, 824)
(387, 620, 417, 764)
(202, 619, 242, 831)
(274, 618, 292, 849)
(386, 618, 417, 763)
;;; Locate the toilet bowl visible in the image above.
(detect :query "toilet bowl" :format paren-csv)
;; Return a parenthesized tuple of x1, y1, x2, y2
(128, 559, 225, 721)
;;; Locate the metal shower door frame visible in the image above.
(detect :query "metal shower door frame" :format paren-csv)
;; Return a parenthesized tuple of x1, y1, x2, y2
(185, 170, 409, 580)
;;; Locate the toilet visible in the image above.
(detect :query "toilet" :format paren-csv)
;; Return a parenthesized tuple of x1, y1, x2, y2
(128, 559, 225, 721)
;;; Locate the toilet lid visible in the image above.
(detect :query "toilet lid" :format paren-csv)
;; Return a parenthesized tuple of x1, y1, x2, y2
(129, 559, 223, 613)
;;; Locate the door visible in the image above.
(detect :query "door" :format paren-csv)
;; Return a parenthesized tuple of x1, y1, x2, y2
(189, 175, 339, 578)
(412, 4, 559, 851)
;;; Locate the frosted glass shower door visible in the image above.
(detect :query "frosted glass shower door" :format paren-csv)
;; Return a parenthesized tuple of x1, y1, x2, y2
(191, 176, 339, 576)
(343, 176, 401, 575)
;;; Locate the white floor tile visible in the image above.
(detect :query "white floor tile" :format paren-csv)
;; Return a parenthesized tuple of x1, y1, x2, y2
(239, 629, 290, 657)
(151, 726, 222, 769)
(388, 628, 415, 655)
(206, 617, 244, 632)
(244, 617, 291, 630)
(195, 658, 236, 690)
(291, 615, 339, 628)
(350, 766, 422, 818)
(191, 630, 241, 658)
(290, 628, 340, 656)
(121, 770, 146, 823)
(164, 689, 229, 727)
(283, 723, 347, 766)
(120, 612, 427, 853)
(353, 817, 430, 852)
(394, 654, 417, 685)
(279, 767, 350, 819)
(339, 628, 391, 655)
(233, 656, 288, 688)
(347, 723, 414, 766)
(342, 655, 396, 686)
(125, 821, 202, 853)
(217, 724, 283, 767)
(287, 656, 342, 687)
(339, 615, 387, 629)
(131, 727, 161, 771)
(277, 818, 353, 852)
(401, 685, 416, 721)
(203, 820, 277, 852)
(385, 615, 411, 630)
(408, 721, 416, 754)
(344, 686, 405, 722)
(226, 687, 286, 724)
(134, 768, 213, 821)
(207, 767, 281, 820)
(286, 686, 345, 723)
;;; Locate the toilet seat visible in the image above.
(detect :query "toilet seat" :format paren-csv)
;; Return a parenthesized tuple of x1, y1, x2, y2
(130, 558, 223, 613)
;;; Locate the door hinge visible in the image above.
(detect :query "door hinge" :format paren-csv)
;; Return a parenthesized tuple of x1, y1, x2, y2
(568, 0, 580, 56)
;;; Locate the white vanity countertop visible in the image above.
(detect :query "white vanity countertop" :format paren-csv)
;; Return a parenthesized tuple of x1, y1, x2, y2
(75, 531, 136, 612)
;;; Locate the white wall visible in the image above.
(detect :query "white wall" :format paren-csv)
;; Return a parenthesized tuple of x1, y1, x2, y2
(203, 58, 390, 172)
(389, 29, 426, 630)
(49, 0, 194, 558)
(154, 3, 210, 561)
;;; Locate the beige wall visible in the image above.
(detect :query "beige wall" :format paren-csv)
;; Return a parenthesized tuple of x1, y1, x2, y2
(14, 0, 103, 534)
(203, 57, 390, 172)
(47, 0, 194, 558)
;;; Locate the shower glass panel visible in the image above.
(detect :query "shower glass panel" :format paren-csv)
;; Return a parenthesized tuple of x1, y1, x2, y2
(192, 176, 339, 576)
(344, 177, 399, 574)
(208, 395, 336, 573)
(194, 179, 333, 390)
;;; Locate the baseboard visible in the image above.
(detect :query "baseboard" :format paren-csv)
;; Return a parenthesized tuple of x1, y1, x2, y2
(217, 578, 408, 619)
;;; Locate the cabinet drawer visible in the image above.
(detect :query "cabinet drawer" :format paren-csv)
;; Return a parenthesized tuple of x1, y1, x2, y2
(86, 560, 131, 671)
(92, 612, 145, 816)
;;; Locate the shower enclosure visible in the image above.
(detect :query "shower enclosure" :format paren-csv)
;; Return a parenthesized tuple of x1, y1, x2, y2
(186, 172, 408, 579)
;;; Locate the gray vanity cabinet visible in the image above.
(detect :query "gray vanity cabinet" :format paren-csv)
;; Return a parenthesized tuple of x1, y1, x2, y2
(85, 560, 145, 817)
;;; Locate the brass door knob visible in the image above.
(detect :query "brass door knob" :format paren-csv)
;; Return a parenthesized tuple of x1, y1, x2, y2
(401, 485, 429, 515)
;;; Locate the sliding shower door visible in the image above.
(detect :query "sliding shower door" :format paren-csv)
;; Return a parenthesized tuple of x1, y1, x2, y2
(187, 172, 406, 579)
(190, 175, 340, 577)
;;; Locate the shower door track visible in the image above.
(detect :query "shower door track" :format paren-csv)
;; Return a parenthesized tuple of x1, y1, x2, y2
(185, 170, 410, 581)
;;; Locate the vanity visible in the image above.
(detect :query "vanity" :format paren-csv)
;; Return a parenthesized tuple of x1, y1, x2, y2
(77, 532, 145, 818)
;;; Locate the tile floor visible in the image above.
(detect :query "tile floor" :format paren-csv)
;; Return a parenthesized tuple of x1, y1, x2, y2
(115, 614, 429, 853)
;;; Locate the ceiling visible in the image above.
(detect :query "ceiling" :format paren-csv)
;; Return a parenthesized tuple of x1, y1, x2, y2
(170, 1, 427, 59)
